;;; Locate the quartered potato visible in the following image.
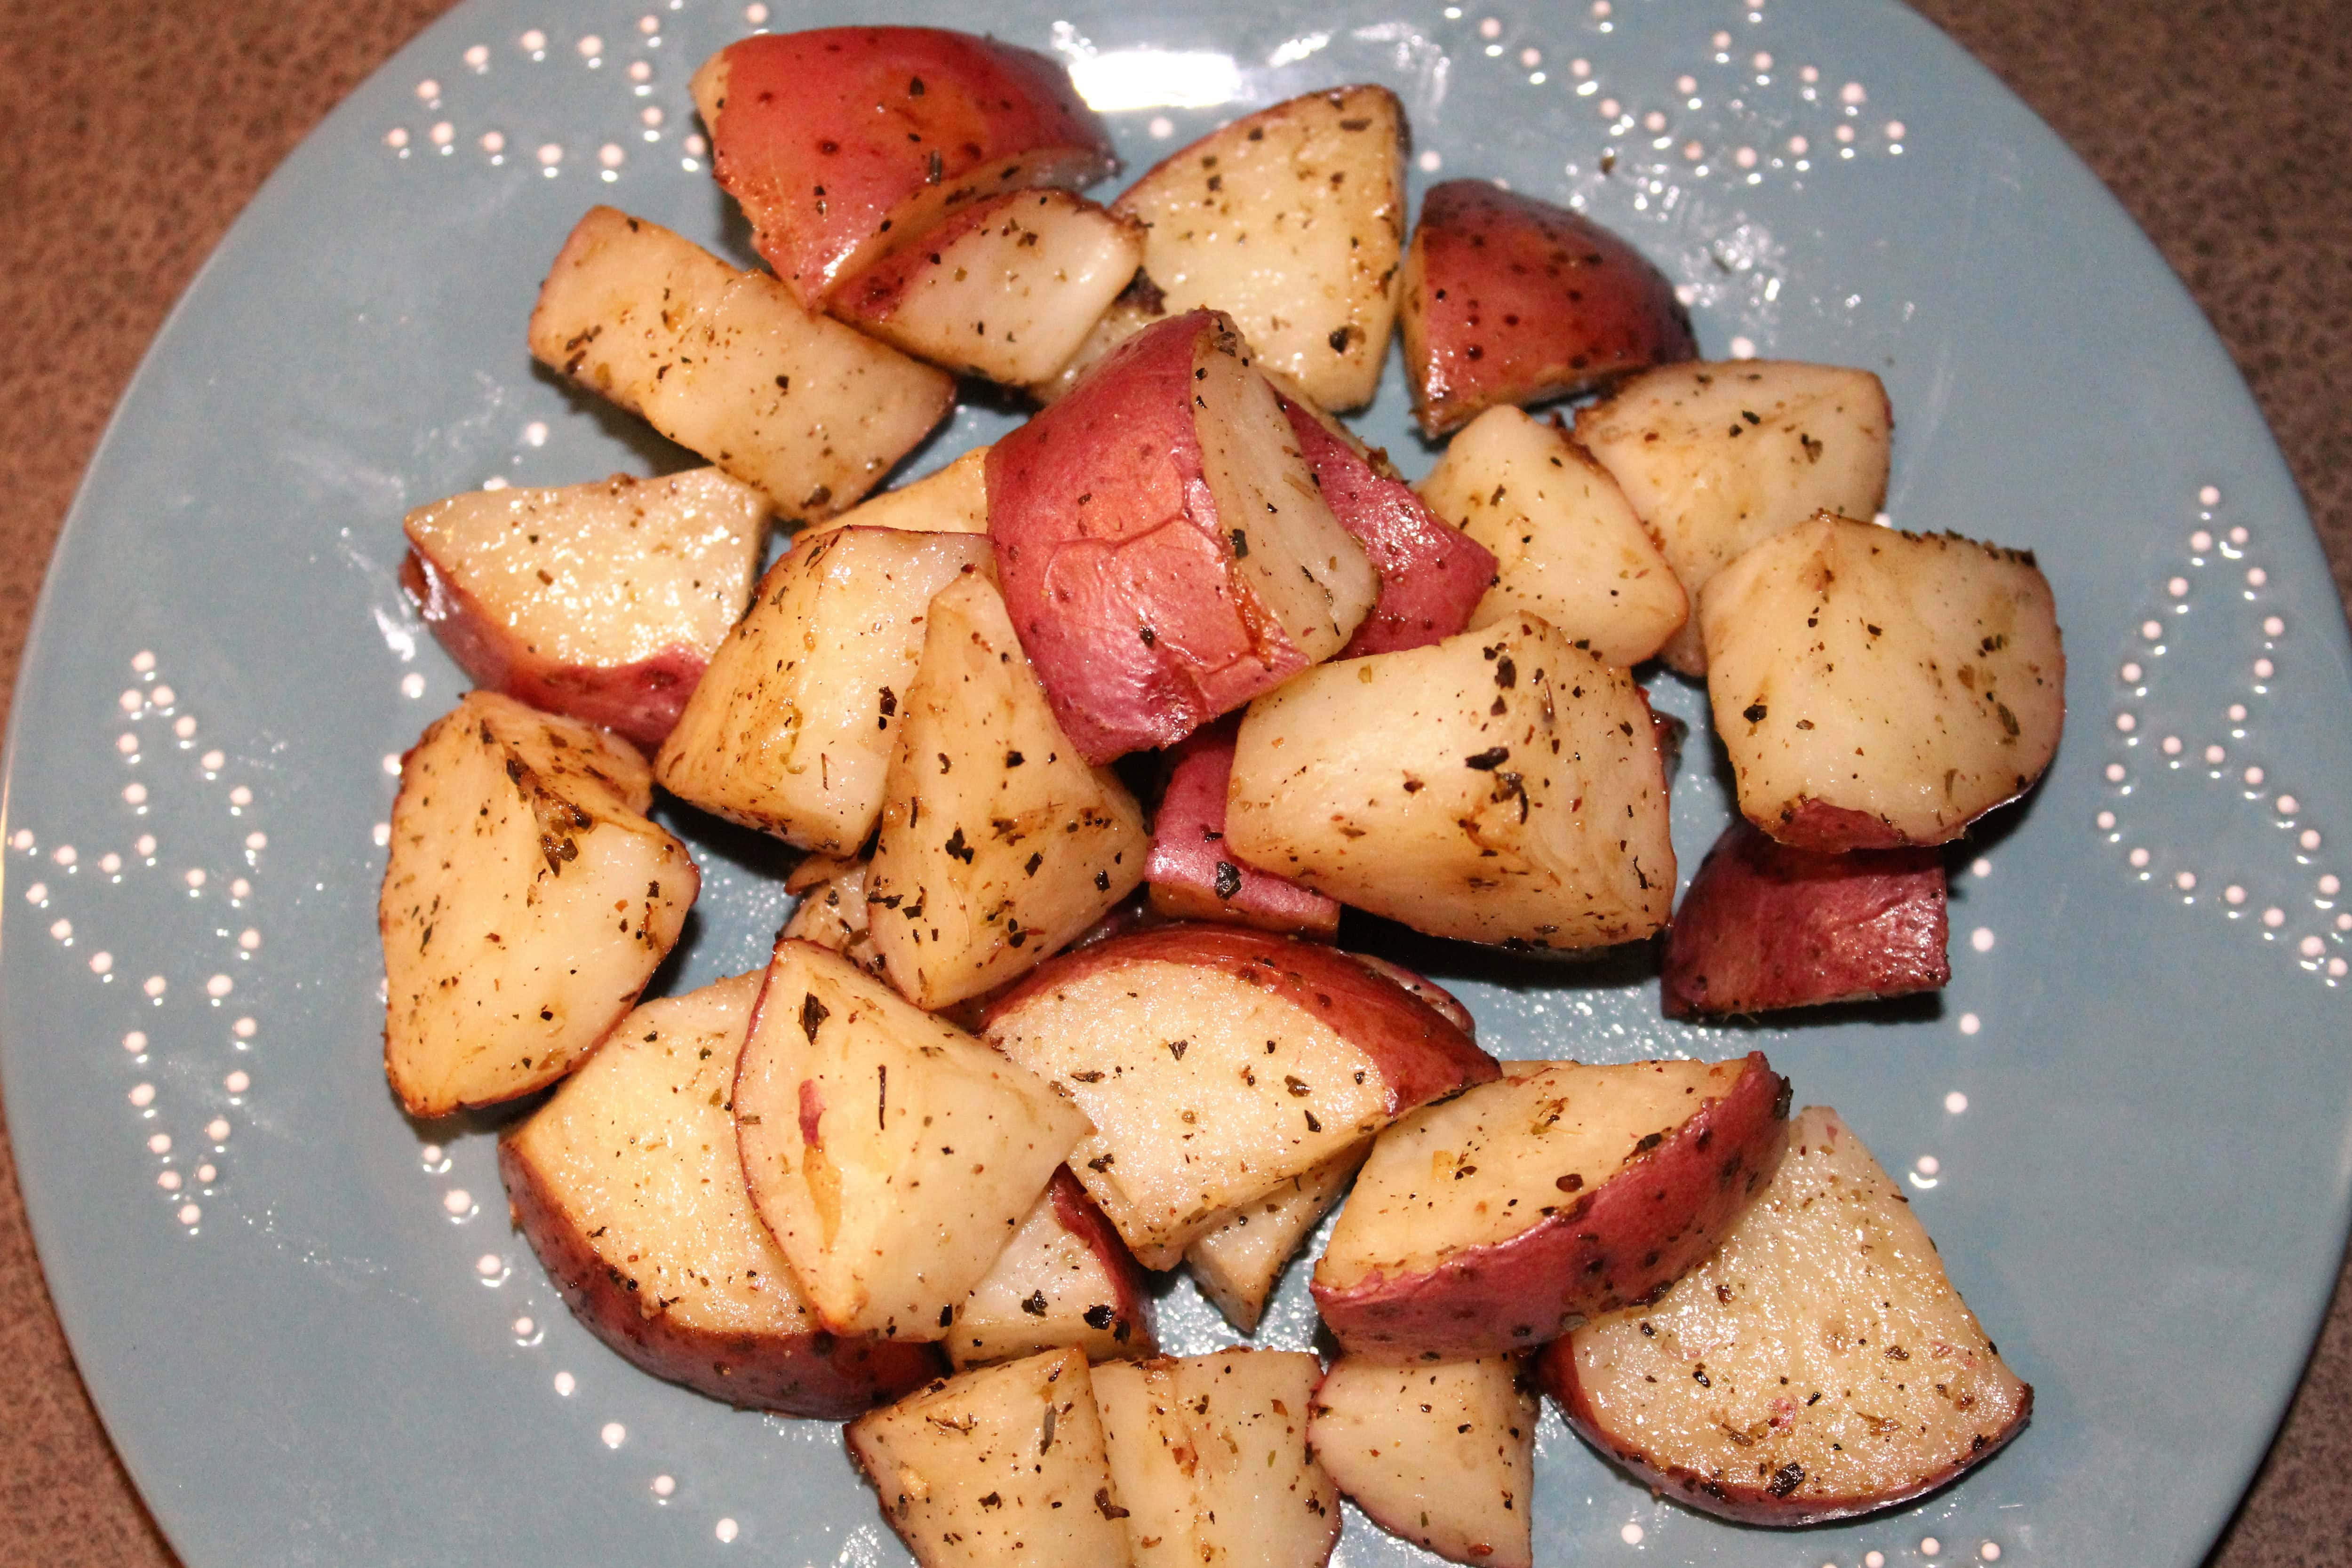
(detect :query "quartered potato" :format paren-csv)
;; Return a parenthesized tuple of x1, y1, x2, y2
(380, 692, 697, 1117)
(1701, 513, 2065, 851)
(1110, 86, 1409, 410)
(864, 575, 1150, 1010)
(528, 206, 953, 520)
(1540, 1106, 2033, 1523)
(1226, 613, 1674, 952)
(1309, 1355, 1538, 1568)
(401, 468, 768, 749)
(848, 1348, 1136, 1568)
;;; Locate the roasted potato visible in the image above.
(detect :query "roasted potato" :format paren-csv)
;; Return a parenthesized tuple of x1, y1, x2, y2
(1308, 1355, 1538, 1568)
(380, 692, 696, 1117)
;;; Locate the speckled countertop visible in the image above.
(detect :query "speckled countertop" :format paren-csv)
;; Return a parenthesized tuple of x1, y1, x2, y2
(0, 1, 2344, 1563)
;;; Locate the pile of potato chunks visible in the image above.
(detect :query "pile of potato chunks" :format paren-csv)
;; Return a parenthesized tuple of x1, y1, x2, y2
(376, 25, 2061, 1564)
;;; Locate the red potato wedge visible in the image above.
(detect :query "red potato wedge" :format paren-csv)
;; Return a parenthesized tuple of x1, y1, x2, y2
(982, 923, 1499, 1267)
(1279, 396, 1499, 657)
(1312, 1054, 1789, 1360)
(987, 309, 1376, 762)
(526, 207, 953, 520)
(1110, 86, 1409, 411)
(1308, 1355, 1538, 1568)
(1415, 406, 1687, 667)
(733, 940, 1091, 1340)
(951, 1168, 1156, 1370)
(1701, 514, 2066, 851)
(693, 29, 1116, 305)
(1576, 360, 1892, 673)
(779, 856, 888, 981)
(848, 1347, 1136, 1568)
(1145, 716, 1341, 938)
(654, 526, 993, 854)
(380, 692, 696, 1117)
(1400, 182, 1696, 438)
(1540, 1106, 2032, 1524)
(864, 575, 1150, 1010)
(401, 469, 768, 749)
(1093, 1351, 1339, 1568)
(797, 446, 990, 542)
(832, 191, 1146, 386)
(1662, 820, 1949, 1018)
(1185, 1141, 1369, 1333)
(499, 972, 942, 1416)
(1225, 613, 1675, 953)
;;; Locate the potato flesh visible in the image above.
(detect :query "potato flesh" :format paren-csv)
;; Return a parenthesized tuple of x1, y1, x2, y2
(1701, 514, 2065, 848)
(1025, 292, 1159, 404)
(865, 576, 1150, 1009)
(380, 692, 696, 1116)
(1308, 1356, 1536, 1568)
(985, 959, 1396, 1267)
(1185, 1141, 1368, 1333)
(797, 446, 991, 542)
(848, 1348, 1135, 1568)
(404, 469, 766, 669)
(1226, 614, 1674, 950)
(833, 191, 1146, 386)
(1113, 87, 1407, 410)
(732, 942, 1090, 1339)
(1195, 340, 1380, 667)
(1092, 1352, 1339, 1568)
(1560, 1106, 2030, 1519)
(1574, 361, 1891, 673)
(654, 527, 993, 853)
(526, 206, 953, 519)
(778, 858, 888, 980)
(951, 1172, 1151, 1370)
(1320, 1059, 1738, 1284)
(1415, 406, 1687, 667)
(505, 973, 787, 1334)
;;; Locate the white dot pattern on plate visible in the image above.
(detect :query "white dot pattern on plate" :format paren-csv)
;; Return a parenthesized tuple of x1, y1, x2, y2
(16, 655, 276, 1228)
(2100, 491, 2341, 984)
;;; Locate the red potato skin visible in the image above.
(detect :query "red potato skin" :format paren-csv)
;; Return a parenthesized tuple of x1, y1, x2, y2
(1045, 1165, 1156, 1352)
(1536, 1342, 2033, 1525)
(981, 923, 1501, 1114)
(1279, 398, 1498, 657)
(1147, 716, 1343, 937)
(1312, 1054, 1790, 1361)
(1402, 182, 1696, 437)
(706, 29, 1116, 303)
(496, 1138, 944, 1418)
(1661, 820, 1949, 1019)
(400, 552, 700, 751)
(986, 310, 1312, 763)
(1341, 953, 1476, 1039)
(1770, 797, 1935, 852)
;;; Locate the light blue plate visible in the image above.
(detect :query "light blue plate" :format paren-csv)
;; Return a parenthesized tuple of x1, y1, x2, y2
(7, 1, 2348, 1564)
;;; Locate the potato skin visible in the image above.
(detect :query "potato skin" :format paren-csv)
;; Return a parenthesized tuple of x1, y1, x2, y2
(1542, 1354, 2030, 1526)
(497, 1137, 943, 1417)
(1401, 182, 1694, 436)
(1312, 1053, 1789, 1360)
(1145, 716, 1341, 936)
(1662, 820, 1948, 1018)
(981, 923, 1500, 1114)
(703, 28, 1115, 303)
(1279, 398, 1497, 657)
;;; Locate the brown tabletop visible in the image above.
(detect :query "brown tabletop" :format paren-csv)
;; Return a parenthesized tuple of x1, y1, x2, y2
(1, 1, 2346, 1563)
